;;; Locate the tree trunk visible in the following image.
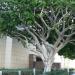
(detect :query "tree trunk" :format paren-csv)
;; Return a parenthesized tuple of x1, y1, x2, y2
(40, 43, 55, 73)
(43, 58, 54, 73)
(44, 62, 52, 72)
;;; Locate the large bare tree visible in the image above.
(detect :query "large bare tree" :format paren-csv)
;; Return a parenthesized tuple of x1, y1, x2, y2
(0, 0, 75, 72)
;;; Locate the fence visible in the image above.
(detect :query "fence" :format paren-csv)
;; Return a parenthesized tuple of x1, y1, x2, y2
(0, 68, 74, 75)
(0, 68, 43, 75)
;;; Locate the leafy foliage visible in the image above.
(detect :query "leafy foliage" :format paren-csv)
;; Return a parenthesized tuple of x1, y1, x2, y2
(59, 43, 75, 59)
(0, 0, 75, 59)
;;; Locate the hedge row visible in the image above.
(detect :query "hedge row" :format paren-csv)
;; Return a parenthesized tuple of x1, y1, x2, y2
(0, 68, 74, 75)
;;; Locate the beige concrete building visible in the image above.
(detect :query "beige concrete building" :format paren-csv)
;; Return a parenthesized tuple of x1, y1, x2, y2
(0, 36, 61, 69)
(0, 36, 29, 69)
(0, 37, 6, 68)
(0, 36, 62, 69)
(11, 39, 29, 68)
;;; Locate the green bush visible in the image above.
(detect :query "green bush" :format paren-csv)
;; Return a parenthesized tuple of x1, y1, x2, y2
(21, 69, 33, 75)
(45, 69, 68, 75)
(2, 72, 18, 75)
(2, 69, 18, 75)
(35, 69, 43, 75)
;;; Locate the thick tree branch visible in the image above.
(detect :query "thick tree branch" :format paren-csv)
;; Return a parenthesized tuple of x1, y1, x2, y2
(54, 24, 74, 47)
(28, 26, 42, 39)
(43, 11, 53, 24)
(39, 8, 51, 30)
(25, 27, 47, 58)
(12, 31, 27, 39)
(34, 21, 45, 36)
(69, 39, 75, 42)
(69, 42, 75, 45)
(45, 29, 51, 40)
(64, 32, 75, 37)
(61, 24, 74, 34)
(59, 12, 70, 23)
(50, 7, 56, 21)
(25, 28, 39, 44)
(34, 21, 44, 31)
(54, 36, 62, 47)
(54, 12, 71, 27)
(39, 15, 50, 29)
(57, 37, 70, 52)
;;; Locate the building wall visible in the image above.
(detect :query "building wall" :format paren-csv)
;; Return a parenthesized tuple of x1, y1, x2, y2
(0, 37, 6, 68)
(11, 39, 29, 68)
(0, 37, 29, 68)
(1, 37, 75, 69)
(0, 37, 61, 69)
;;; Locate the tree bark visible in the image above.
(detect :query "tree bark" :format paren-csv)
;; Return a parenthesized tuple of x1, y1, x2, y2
(28, 42, 56, 73)
(43, 56, 54, 73)
(43, 61, 52, 72)
(40, 43, 55, 73)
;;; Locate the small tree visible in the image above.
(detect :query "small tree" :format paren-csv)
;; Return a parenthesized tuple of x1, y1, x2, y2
(0, 0, 75, 72)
